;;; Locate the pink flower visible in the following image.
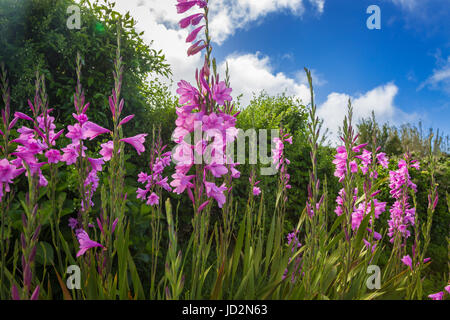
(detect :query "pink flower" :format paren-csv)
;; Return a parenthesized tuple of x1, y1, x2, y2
(75, 229, 103, 257)
(332, 146, 347, 182)
(83, 121, 110, 140)
(147, 192, 159, 206)
(428, 292, 444, 300)
(119, 114, 135, 127)
(14, 112, 33, 121)
(445, 285, 450, 294)
(88, 158, 104, 172)
(187, 40, 207, 56)
(66, 123, 85, 142)
(45, 149, 62, 164)
(212, 81, 232, 106)
(253, 186, 261, 196)
(186, 25, 205, 43)
(205, 163, 228, 178)
(61, 143, 86, 165)
(170, 172, 195, 194)
(136, 188, 148, 200)
(401, 255, 413, 270)
(176, 0, 206, 14)
(0, 159, 22, 184)
(121, 134, 147, 155)
(349, 160, 358, 173)
(99, 141, 115, 161)
(376, 152, 389, 168)
(177, 80, 199, 105)
(204, 181, 227, 208)
(179, 13, 204, 28)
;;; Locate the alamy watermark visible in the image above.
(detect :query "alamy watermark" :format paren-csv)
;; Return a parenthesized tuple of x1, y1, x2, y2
(366, 5, 381, 30)
(67, 5, 81, 30)
(366, 265, 381, 290)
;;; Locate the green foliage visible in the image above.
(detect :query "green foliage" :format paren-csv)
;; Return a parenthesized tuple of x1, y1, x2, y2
(0, 0, 170, 137)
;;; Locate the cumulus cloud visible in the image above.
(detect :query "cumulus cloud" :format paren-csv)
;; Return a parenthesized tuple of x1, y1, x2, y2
(108, 0, 323, 104)
(419, 56, 450, 95)
(219, 53, 310, 106)
(318, 83, 417, 144)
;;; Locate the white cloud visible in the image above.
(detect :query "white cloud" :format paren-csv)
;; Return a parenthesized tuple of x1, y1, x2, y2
(107, 0, 323, 102)
(318, 83, 417, 144)
(389, 0, 418, 10)
(208, 0, 306, 44)
(309, 0, 325, 13)
(219, 53, 310, 107)
(419, 56, 450, 94)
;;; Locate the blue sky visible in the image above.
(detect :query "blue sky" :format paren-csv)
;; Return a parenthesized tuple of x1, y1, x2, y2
(114, 0, 450, 140)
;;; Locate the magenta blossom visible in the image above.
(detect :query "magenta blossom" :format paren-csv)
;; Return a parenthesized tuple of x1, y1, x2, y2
(179, 13, 204, 28)
(75, 229, 103, 258)
(401, 255, 413, 270)
(147, 192, 159, 206)
(212, 81, 232, 106)
(204, 181, 227, 208)
(121, 134, 147, 155)
(428, 292, 444, 300)
(99, 141, 115, 161)
(45, 149, 62, 164)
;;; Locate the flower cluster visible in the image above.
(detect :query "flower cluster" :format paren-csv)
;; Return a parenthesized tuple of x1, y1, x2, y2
(176, 0, 208, 56)
(387, 156, 419, 241)
(12, 107, 63, 186)
(282, 231, 303, 283)
(332, 143, 388, 250)
(137, 142, 172, 206)
(272, 131, 292, 195)
(171, 1, 240, 210)
(0, 72, 24, 200)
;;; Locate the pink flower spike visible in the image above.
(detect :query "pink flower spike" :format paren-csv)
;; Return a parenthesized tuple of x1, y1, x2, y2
(353, 143, 368, 153)
(11, 284, 20, 300)
(27, 99, 35, 114)
(96, 218, 104, 236)
(121, 134, 147, 155)
(51, 129, 64, 143)
(197, 200, 210, 213)
(75, 229, 103, 258)
(14, 112, 33, 121)
(111, 218, 119, 234)
(8, 117, 18, 130)
(119, 114, 135, 126)
(428, 292, 444, 300)
(30, 285, 40, 300)
(401, 255, 412, 270)
(186, 25, 205, 43)
(82, 102, 90, 114)
(253, 186, 261, 196)
(109, 96, 115, 118)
